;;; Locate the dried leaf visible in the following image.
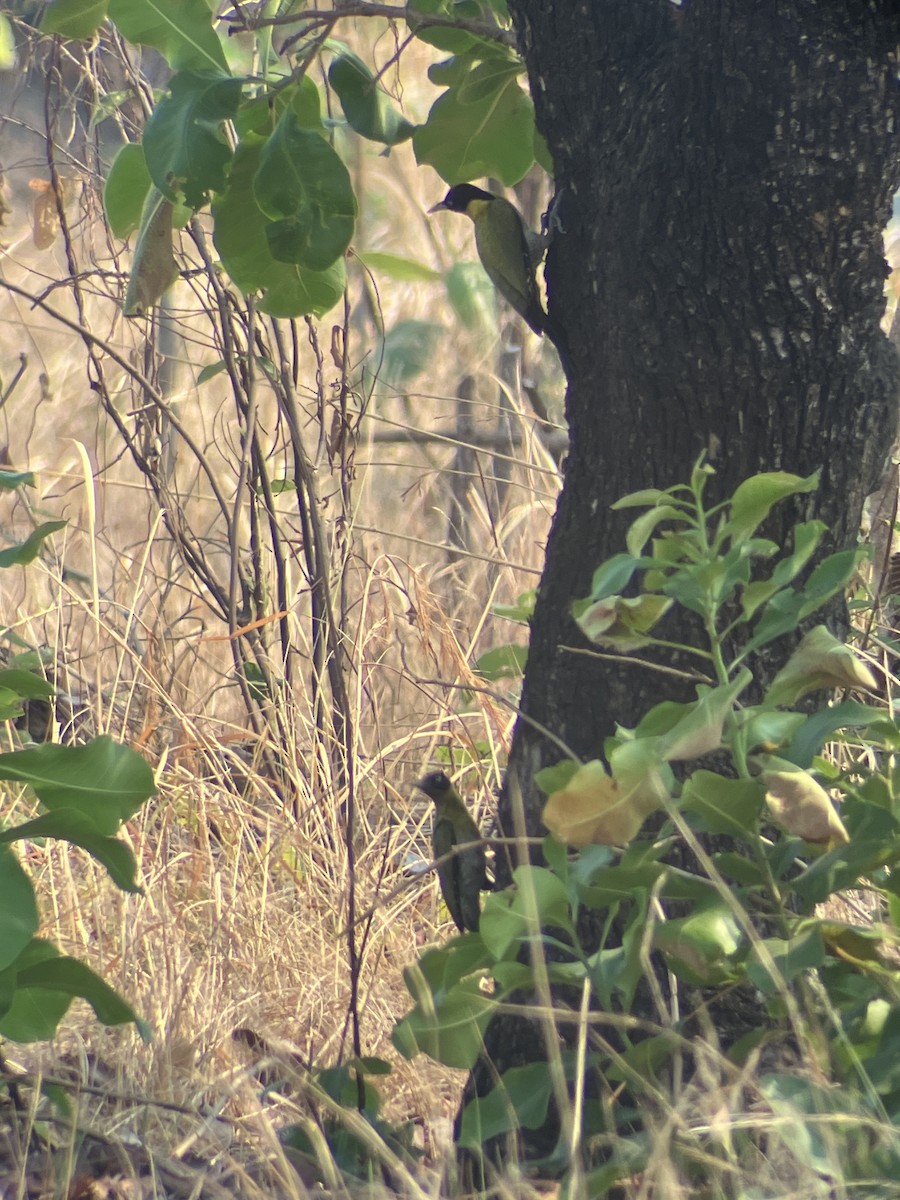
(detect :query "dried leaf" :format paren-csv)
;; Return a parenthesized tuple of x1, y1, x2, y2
(763, 764, 849, 846)
(29, 177, 64, 249)
(542, 758, 669, 847)
(764, 625, 877, 707)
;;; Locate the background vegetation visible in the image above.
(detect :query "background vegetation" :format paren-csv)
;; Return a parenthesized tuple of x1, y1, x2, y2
(2, 2, 900, 1197)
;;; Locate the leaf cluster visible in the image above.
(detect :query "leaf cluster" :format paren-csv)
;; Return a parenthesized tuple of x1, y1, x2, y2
(42, 0, 543, 316)
(392, 460, 900, 1190)
(0, 471, 154, 1045)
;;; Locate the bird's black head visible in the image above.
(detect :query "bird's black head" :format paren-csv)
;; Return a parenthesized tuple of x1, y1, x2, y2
(429, 183, 495, 215)
(416, 770, 452, 801)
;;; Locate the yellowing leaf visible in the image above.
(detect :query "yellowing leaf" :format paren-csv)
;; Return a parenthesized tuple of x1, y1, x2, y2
(763, 764, 849, 847)
(123, 188, 178, 316)
(765, 625, 877, 707)
(575, 593, 671, 651)
(542, 758, 668, 847)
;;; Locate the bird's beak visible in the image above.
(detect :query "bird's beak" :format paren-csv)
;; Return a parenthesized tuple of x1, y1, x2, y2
(428, 200, 448, 214)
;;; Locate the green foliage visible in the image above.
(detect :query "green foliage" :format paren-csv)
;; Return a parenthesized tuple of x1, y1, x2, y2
(0, 480, 154, 1046)
(279, 1058, 421, 1185)
(394, 459, 900, 1189)
(44, 0, 540, 317)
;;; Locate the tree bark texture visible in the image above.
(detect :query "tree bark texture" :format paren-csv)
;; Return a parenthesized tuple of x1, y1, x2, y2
(505, 0, 900, 853)
(464, 0, 900, 1168)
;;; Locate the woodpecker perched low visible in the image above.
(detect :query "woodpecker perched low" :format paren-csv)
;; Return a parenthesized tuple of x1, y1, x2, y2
(416, 770, 489, 933)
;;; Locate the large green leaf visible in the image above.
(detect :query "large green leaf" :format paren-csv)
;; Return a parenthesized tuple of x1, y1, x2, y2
(727, 470, 820, 542)
(328, 51, 414, 145)
(0, 737, 155, 833)
(104, 142, 152, 238)
(143, 70, 243, 208)
(0, 471, 34, 490)
(41, 0, 109, 39)
(15, 954, 147, 1034)
(0, 670, 54, 700)
(0, 521, 67, 568)
(680, 772, 765, 838)
(107, 0, 227, 73)
(414, 62, 535, 185)
(0, 939, 70, 1042)
(393, 972, 493, 1069)
(458, 1062, 552, 1148)
(254, 112, 357, 270)
(0, 849, 38, 972)
(0, 810, 140, 893)
(213, 135, 346, 318)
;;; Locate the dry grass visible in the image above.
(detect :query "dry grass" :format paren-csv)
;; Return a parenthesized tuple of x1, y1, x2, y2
(0, 18, 566, 1196)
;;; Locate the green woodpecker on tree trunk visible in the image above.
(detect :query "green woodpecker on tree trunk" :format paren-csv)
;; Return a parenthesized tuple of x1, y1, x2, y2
(416, 771, 488, 933)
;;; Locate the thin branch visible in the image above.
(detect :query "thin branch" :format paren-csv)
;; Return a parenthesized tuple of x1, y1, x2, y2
(222, 2, 515, 48)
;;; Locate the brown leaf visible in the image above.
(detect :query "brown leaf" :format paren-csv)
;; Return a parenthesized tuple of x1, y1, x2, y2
(763, 765, 849, 846)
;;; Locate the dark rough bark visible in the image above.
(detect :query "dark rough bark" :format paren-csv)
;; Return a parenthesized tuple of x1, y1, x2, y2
(465, 0, 900, 1170)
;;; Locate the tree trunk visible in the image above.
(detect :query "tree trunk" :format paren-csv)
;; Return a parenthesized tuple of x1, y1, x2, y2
(467, 0, 900, 1167)
(505, 0, 900, 860)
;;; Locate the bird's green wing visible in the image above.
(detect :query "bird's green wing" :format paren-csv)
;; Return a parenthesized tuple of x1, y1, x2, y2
(433, 812, 465, 931)
(457, 841, 486, 932)
(476, 198, 545, 334)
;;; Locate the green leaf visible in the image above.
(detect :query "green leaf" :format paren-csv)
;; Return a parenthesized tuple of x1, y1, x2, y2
(611, 488, 678, 510)
(0, 670, 54, 700)
(356, 251, 441, 282)
(328, 51, 415, 145)
(657, 670, 751, 762)
(41, 0, 108, 39)
(625, 505, 683, 557)
(444, 260, 495, 330)
(680, 772, 764, 838)
(104, 142, 152, 238)
(16, 955, 147, 1032)
(212, 135, 346, 318)
(0, 939, 70, 1041)
(493, 588, 536, 623)
(577, 862, 665, 907)
(785, 701, 891, 768)
(255, 111, 356, 270)
(393, 969, 493, 1069)
(0, 12, 16, 69)
(0, 737, 155, 832)
(798, 549, 863, 617)
(652, 899, 742, 985)
(456, 55, 522, 103)
(575, 593, 672, 651)
(458, 1063, 552, 1148)
(0, 811, 140, 893)
(764, 625, 877, 707)
(0, 521, 66, 568)
(0, 850, 39, 972)
(535, 760, 579, 796)
(479, 866, 573, 959)
(738, 708, 806, 754)
(107, 0, 227, 73)
(474, 643, 527, 681)
(587, 552, 646, 601)
(727, 470, 820, 542)
(0, 471, 34, 490)
(143, 70, 242, 208)
(745, 927, 825, 995)
(414, 63, 535, 186)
